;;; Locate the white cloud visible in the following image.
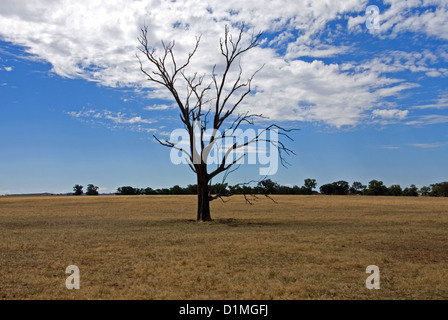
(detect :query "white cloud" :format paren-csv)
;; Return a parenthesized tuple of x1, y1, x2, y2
(287, 44, 351, 59)
(144, 104, 175, 111)
(374, 83, 420, 98)
(372, 109, 409, 119)
(406, 114, 448, 126)
(65, 109, 95, 118)
(0, 0, 444, 128)
(411, 142, 447, 149)
(380, 145, 400, 150)
(4, 66, 13, 71)
(66, 108, 156, 126)
(411, 92, 448, 109)
(238, 57, 416, 127)
(352, 50, 448, 78)
(103, 112, 154, 125)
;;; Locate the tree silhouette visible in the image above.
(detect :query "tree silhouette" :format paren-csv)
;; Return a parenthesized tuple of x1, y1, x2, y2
(350, 181, 366, 195)
(430, 182, 448, 197)
(257, 179, 279, 194)
(137, 25, 294, 221)
(366, 180, 388, 196)
(117, 186, 138, 195)
(332, 181, 349, 195)
(85, 184, 99, 196)
(73, 184, 83, 196)
(302, 178, 316, 194)
(403, 184, 418, 197)
(388, 184, 403, 196)
(320, 183, 335, 195)
(419, 186, 431, 196)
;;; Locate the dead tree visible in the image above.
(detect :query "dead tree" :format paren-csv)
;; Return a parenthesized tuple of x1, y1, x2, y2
(137, 25, 294, 221)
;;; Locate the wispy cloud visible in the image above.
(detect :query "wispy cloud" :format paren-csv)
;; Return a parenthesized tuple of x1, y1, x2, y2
(410, 143, 448, 149)
(105, 114, 154, 125)
(144, 104, 175, 111)
(380, 145, 400, 150)
(411, 93, 448, 110)
(412, 103, 448, 110)
(65, 108, 161, 136)
(355, 50, 448, 78)
(67, 109, 155, 125)
(372, 109, 408, 120)
(405, 115, 448, 126)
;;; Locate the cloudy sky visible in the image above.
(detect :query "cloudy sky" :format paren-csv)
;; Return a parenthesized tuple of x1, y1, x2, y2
(1, 0, 447, 194)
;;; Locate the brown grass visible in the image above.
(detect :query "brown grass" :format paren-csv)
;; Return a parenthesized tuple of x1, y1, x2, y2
(0, 195, 447, 300)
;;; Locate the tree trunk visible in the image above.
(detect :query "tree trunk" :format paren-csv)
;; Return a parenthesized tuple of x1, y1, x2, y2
(197, 170, 212, 221)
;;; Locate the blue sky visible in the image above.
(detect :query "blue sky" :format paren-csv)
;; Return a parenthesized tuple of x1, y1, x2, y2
(0, 0, 447, 194)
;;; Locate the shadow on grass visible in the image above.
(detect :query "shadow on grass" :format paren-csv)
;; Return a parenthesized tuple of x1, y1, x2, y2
(184, 218, 284, 227)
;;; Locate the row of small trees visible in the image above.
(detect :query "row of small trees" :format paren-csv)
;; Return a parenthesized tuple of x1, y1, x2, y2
(115, 179, 317, 196)
(319, 180, 448, 197)
(319, 180, 414, 196)
(73, 184, 99, 196)
(112, 179, 448, 197)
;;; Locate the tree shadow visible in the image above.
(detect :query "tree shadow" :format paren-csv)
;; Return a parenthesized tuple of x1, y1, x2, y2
(195, 218, 283, 227)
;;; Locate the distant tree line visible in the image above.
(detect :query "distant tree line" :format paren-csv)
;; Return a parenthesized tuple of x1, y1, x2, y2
(111, 180, 448, 197)
(72, 184, 99, 196)
(319, 180, 448, 197)
(115, 179, 317, 196)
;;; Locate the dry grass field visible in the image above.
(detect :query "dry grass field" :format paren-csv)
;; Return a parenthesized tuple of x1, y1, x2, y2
(0, 194, 447, 300)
